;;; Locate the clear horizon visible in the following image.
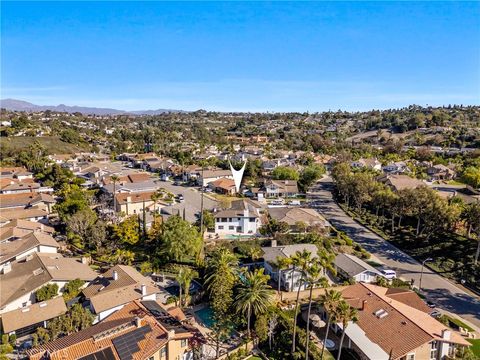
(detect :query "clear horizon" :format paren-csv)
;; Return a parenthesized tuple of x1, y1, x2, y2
(2, 1, 479, 112)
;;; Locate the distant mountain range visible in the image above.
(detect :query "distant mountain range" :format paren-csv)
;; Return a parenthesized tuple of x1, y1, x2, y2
(0, 99, 183, 115)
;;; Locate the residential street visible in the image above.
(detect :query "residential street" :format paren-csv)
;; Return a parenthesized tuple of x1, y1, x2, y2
(309, 177, 480, 330)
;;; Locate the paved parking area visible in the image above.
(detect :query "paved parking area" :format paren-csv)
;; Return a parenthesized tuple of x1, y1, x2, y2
(157, 181, 218, 223)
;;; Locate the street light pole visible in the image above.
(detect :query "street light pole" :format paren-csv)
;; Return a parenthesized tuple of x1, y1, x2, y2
(419, 257, 433, 292)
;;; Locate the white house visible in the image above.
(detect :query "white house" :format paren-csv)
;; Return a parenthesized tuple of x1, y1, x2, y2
(334, 253, 382, 283)
(261, 242, 319, 292)
(214, 199, 262, 236)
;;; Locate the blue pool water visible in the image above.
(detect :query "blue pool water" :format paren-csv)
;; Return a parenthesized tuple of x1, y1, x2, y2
(195, 307, 215, 328)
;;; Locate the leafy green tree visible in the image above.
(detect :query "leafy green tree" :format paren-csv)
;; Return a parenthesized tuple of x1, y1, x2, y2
(234, 268, 274, 337)
(177, 267, 199, 308)
(205, 248, 239, 323)
(158, 215, 202, 263)
(113, 215, 140, 245)
(54, 184, 94, 223)
(36, 283, 59, 302)
(462, 166, 480, 188)
(299, 164, 325, 191)
(254, 313, 269, 343)
(271, 166, 300, 181)
(197, 210, 215, 231)
(259, 218, 290, 237)
(63, 279, 85, 301)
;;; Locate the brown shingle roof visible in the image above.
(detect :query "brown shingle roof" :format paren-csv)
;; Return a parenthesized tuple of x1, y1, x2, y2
(0, 192, 55, 209)
(339, 283, 469, 359)
(268, 207, 329, 227)
(0, 232, 60, 264)
(0, 208, 48, 223)
(0, 253, 96, 307)
(82, 265, 160, 314)
(1, 296, 67, 333)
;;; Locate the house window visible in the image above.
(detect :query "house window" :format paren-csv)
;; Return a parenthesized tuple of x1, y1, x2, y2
(406, 353, 415, 360)
(430, 341, 438, 360)
(249, 217, 255, 222)
(221, 218, 227, 222)
(229, 226, 234, 230)
(181, 339, 187, 347)
(218, 226, 224, 230)
(228, 218, 232, 222)
(160, 347, 167, 358)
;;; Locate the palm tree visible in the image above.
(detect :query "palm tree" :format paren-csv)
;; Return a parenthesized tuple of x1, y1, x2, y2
(111, 175, 120, 213)
(291, 249, 313, 353)
(234, 268, 274, 337)
(177, 267, 198, 308)
(150, 191, 162, 223)
(275, 256, 292, 297)
(318, 289, 343, 360)
(305, 260, 328, 360)
(336, 300, 358, 360)
(248, 247, 262, 262)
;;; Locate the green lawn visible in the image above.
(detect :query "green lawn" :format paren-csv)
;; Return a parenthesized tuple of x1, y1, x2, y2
(467, 339, 480, 358)
(1, 136, 90, 154)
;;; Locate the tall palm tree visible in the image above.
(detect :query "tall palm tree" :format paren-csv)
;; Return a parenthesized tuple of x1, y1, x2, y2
(275, 256, 292, 297)
(336, 300, 358, 360)
(318, 289, 343, 360)
(111, 175, 120, 213)
(291, 249, 313, 353)
(305, 260, 328, 360)
(177, 267, 198, 308)
(234, 268, 274, 337)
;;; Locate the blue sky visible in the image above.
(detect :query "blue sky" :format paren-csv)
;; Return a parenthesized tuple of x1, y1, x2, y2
(1, 1, 479, 112)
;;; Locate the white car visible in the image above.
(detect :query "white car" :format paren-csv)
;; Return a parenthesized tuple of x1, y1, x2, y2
(380, 269, 397, 280)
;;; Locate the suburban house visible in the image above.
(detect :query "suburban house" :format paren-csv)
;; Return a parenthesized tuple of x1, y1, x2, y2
(209, 177, 236, 195)
(0, 192, 56, 213)
(0, 296, 67, 338)
(0, 178, 41, 194)
(262, 179, 299, 198)
(0, 208, 49, 225)
(382, 161, 410, 174)
(103, 179, 160, 194)
(81, 265, 161, 321)
(378, 174, 425, 191)
(427, 164, 456, 181)
(267, 207, 330, 232)
(334, 253, 382, 283)
(351, 158, 382, 171)
(197, 169, 233, 187)
(262, 243, 319, 292)
(0, 220, 54, 242)
(214, 199, 262, 236)
(317, 283, 471, 360)
(0, 253, 96, 314)
(0, 232, 60, 273)
(27, 300, 197, 360)
(115, 191, 169, 216)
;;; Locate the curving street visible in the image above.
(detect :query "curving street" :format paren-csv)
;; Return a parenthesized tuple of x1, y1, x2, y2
(309, 177, 480, 331)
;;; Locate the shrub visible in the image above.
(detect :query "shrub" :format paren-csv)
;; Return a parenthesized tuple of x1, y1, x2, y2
(0, 335, 7, 346)
(36, 283, 59, 302)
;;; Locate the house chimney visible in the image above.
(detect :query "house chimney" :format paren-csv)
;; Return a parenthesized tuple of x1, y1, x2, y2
(362, 300, 367, 310)
(442, 329, 451, 340)
(81, 256, 89, 265)
(141, 284, 147, 296)
(271, 239, 277, 247)
(126, 196, 132, 203)
(112, 270, 118, 281)
(135, 317, 142, 328)
(3, 262, 12, 274)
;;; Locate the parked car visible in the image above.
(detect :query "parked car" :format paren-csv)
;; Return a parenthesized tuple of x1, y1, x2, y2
(380, 269, 397, 280)
(426, 300, 436, 308)
(176, 194, 185, 202)
(174, 181, 182, 186)
(288, 200, 301, 206)
(430, 310, 441, 318)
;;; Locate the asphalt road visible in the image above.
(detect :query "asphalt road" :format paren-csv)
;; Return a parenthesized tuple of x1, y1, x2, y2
(309, 177, 480, 330)
(156, 181, 218, 223)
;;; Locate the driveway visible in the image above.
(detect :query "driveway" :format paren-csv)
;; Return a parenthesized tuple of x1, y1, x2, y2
(309, 177, 480, 330)
(156, 181, 218, 223)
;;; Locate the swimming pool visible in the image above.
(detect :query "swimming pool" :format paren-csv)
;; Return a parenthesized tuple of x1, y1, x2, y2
(195, 306, 215, 328)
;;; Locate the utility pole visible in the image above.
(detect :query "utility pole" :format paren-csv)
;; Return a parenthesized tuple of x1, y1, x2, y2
(419, 257, 433, 291)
